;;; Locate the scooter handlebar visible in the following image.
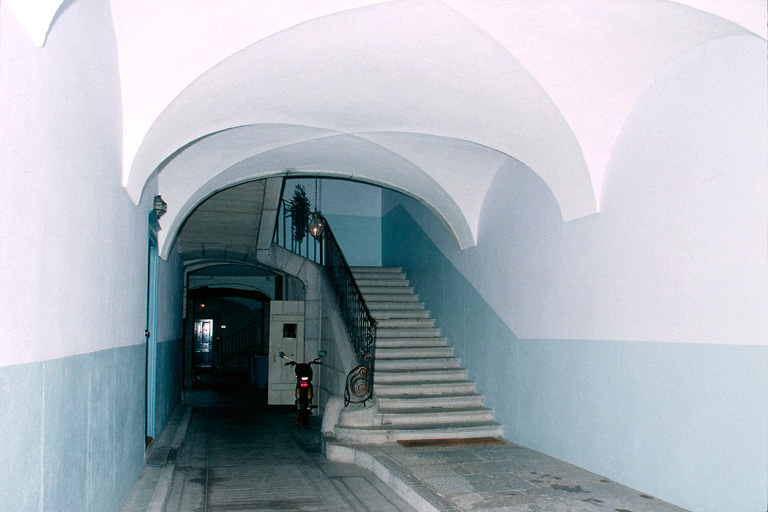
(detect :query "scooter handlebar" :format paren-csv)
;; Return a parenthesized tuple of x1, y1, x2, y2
(277, 351, 325, 366)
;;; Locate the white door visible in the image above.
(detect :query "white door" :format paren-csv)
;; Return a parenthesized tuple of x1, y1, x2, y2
(267, 301, 305, 404)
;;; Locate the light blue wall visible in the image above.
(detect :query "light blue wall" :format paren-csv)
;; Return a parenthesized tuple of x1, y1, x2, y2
(324, 213, 381, 266)
(156, 243, 185, 434)
(155, 338, 184, 441)
(382, 202, 768, 512)
(0, 345, 146, 512)
(283, 178, 383, 266)
(0, 339, 184, 512)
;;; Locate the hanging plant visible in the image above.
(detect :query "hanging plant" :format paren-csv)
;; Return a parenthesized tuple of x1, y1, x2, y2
(289, 184, 311, 243)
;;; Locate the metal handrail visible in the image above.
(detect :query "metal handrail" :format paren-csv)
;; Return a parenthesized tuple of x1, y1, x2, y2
(216, 321, 262, 367)
(321, 221, 377, 405)
(273, 198, 377, 405)
(273, 198, 324, 264)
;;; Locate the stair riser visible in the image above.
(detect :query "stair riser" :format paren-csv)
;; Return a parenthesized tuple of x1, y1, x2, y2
(364, 294, 420, 303)
(355, 279, 410, 287)
(370, 310, 431, 320)
(375, 370, 468, 383)
(375, 318, 435, 328)
(334, 425, 503, 444)
(360, 287, 415, 296)
(376, 348, 453, 359)
(375, 382, 475, 396)
(381, 411, 494, 426)
(354, 276, 407, 284)
(375, 338, 447, 348)
(378, 396, 484, 410)
(375, 358, 460, 370)
(368, 303, 425, 311)
(376, 328, 441, 338)
(351, 266, 403, 274)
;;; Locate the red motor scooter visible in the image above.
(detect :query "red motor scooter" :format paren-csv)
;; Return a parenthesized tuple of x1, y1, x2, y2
(278, 350, 326, 427)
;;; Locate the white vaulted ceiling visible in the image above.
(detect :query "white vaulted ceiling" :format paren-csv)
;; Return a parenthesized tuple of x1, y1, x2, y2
(8, 0, 763, 257)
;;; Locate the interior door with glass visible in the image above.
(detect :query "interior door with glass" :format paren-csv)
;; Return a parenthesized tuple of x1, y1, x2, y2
(194, 319, 214, 368)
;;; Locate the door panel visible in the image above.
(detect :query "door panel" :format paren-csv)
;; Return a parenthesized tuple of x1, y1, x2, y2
(268, 301, 305, 405)
(193, 319, 214, 367)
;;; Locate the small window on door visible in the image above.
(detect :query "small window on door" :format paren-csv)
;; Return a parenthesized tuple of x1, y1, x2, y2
(283, 323, 297, 338)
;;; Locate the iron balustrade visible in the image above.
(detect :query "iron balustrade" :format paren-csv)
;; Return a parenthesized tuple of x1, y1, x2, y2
(273, 198, 324, 264)
(216, 321, 262, 367)
(322, 221, 377, 406)
(274, 198, 377, 405)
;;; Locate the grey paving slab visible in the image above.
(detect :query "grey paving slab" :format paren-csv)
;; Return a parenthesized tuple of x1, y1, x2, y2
(122, 379, 418, 512)
(338, 440, 689, 512)
(163, 468, 206, 512)
(120, 467, 164, 512)
(339, 476, 404, 512)
(125, 379, 686, 512)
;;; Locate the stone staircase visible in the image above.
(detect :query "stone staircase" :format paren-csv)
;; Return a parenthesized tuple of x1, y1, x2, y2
(333, 266, 502, 443)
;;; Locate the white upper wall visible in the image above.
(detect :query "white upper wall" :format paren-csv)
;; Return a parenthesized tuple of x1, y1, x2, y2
(3, 1, 764, 354)
(0, 0, 151, 366)
(393, 35, 767, 346)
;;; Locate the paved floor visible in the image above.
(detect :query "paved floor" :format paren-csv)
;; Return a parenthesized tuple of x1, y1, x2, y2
(121, 379, 688, 512)
(122, 381, 416, 512)
(329, 440, 688, 512)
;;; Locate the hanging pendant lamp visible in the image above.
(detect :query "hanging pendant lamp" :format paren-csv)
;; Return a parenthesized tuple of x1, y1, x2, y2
(309, 178, 324, 239)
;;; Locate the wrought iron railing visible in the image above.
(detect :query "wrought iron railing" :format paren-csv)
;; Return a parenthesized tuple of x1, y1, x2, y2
(274, 197, 377, 405)
(273, 198, 324, 264)
(322, 221, 377, 406)
(216, 320, 262, 367)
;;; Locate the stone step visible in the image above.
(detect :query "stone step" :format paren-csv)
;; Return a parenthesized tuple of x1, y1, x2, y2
(377, 392, 485, 410)
(375, 346, 453, 359)
(355, 278, 410, 288)
(374, 368, 467, 383)
(351, 266, 403, 274)
(354, 273, 407, 283)
(375, 317, 434, 328)
(364, 294, 420, 303)
(375, 380, 475, 396)
(375, 337, 447, 348)
(334, 422, 502, 444)
(375, 357, 460, 370)
(370, 309, 431, 320)
(367, 302, 425, 312)
(380, 407, 494, 426)
(376, 327, 441, 338)
(355, 275, 408, 285)
(359, 285, 415, 295)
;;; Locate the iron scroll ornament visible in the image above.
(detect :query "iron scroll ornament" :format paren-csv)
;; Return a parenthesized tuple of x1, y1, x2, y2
(344, 364, 372, 406)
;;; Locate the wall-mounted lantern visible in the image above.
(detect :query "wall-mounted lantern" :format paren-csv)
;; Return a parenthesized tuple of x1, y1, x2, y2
(153, 195, 167, 220)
